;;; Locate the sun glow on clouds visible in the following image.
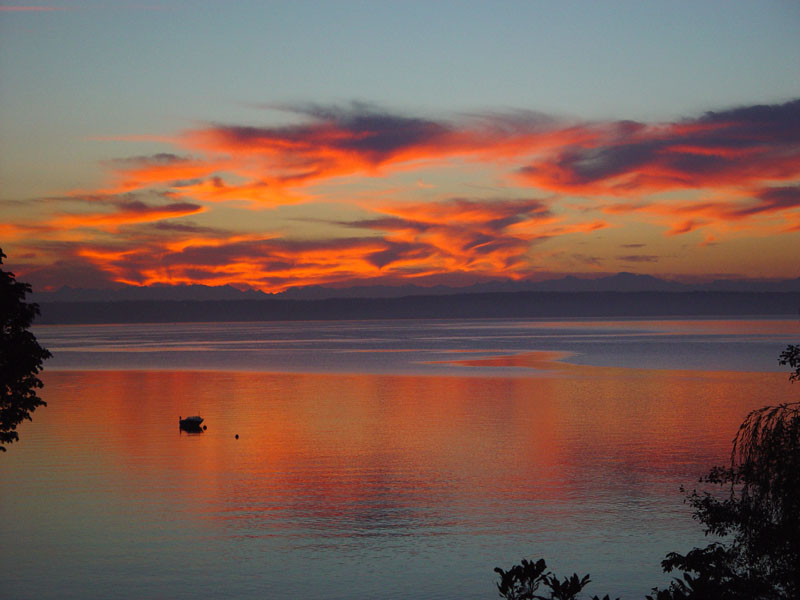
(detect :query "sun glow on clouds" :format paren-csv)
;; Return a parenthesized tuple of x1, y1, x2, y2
(7, 99, 800, 291)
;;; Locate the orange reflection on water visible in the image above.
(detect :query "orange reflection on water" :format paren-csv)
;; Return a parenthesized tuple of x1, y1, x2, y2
(3, 364, 789, 600)
(25, 366, 790, 522)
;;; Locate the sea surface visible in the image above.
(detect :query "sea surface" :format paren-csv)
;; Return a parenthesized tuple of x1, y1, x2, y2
(1, 318, 798, 599)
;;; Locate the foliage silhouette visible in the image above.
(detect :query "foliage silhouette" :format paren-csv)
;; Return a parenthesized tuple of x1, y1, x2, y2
(494, 558, 548, 600)
(778, 344, 799, 382)
(494, 558, 616, 600)
(649, 396, 800, 599)
(0, 249, 51, 451)
(498, 345, 800, 600)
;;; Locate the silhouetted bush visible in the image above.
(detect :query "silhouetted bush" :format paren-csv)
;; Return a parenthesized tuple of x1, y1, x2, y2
(494, 558, 614, 600)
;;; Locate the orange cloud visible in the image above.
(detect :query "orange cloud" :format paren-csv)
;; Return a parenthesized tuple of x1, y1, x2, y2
(0, 222, 50, 241)
(345, 198, 552, 277)
(94, 153, 229, 198)
(48, 199, 205, 232)
(92, 100, 800, 222)
(603, 184, 800, 236)
(84, 100, 799, 255)
(519, 99, 800, 196)
(10, 99, 799, 291)
(88, 106, 589, 206)
(34, 195, 607, 292)
(72, 236, 400, 290)
(168, 177, 304, 207)
(201, 114, 593, 178)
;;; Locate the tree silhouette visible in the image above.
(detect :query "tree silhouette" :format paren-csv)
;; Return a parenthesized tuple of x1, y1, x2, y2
(0, 249, 51, 451)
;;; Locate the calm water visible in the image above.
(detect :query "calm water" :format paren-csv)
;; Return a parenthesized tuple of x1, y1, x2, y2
(1, 318, 798, 599)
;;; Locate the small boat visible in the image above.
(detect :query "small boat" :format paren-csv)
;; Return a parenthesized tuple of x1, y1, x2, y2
(179, 415, 204, 431)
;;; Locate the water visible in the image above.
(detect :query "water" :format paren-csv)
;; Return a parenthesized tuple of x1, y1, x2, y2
(1, 318, 797, 599)
(32, 317, 797, 374)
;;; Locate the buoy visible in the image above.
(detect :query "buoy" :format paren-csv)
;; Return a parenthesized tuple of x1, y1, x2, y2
(235, 434, 239, 439)
(203, 425, 207, 430)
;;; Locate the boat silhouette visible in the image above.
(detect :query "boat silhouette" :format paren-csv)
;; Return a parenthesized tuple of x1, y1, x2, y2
(179, 415, 204, 432)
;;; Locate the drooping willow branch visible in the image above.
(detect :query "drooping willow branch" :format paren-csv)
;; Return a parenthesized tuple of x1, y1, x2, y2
(730, 401, 800, 522)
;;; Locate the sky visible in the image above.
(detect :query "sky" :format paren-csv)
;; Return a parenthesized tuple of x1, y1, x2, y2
(1, 1, 799, 293)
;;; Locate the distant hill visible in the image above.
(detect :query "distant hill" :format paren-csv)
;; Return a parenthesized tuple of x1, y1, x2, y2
(277, 272, 689, 298)
(36, 291, 800, 325)
(277, 273, 800, 297)
(30, 283, 270, 302)
(29, 273, 800, 303)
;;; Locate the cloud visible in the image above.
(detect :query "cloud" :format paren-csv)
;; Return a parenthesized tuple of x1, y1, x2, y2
(735, 185, 800, 217)
(567, 254, 605, 268)
(602, 184, 800, 236)
(0, 222, 55, 241)
(102, 153, 224, 195)
(71, 235, 408, 289)
(110, 153, 188, 166)
(10, 241, 126, 291)
(167, 176, 303, 207)
(181, 106, 456, 187)
(95, 100, 800, 246)
(37, 196, 608, 292)
(273, 102, 454, 163)
(147, 221, 228, 235)
(340, 197, 609, 281)
(49, 199, 205, 232)
(95, 99, 800, 225)
(166, 103, 589, 202)
(519, 99, 800, 196)
(344, 197, 556, 276)
(616, 254, 660, 263)
(11, 99, 799, 291)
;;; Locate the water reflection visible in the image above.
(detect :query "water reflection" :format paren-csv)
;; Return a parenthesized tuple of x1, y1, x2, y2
(1, 366, 791, 599)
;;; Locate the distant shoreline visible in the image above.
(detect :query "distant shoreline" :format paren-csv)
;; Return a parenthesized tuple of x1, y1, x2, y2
(36, 290, 800, 325)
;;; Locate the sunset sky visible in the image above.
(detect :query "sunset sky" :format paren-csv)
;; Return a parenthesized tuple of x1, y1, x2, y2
(1, 1, 799, 293)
